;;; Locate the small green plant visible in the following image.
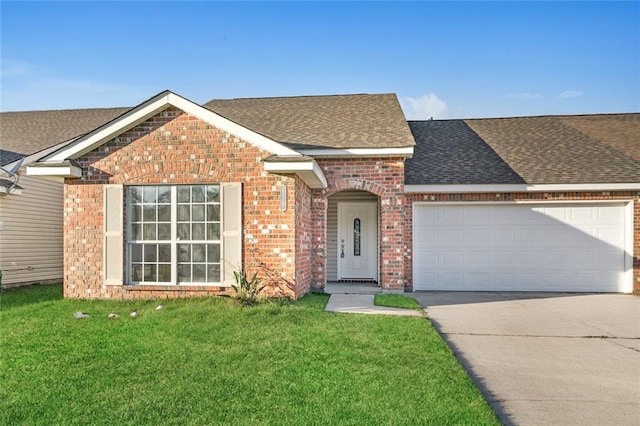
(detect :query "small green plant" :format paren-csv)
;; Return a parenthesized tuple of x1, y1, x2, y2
(231, 269, 266, 305)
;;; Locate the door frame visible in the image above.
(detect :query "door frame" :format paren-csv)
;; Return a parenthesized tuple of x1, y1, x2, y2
(336, 201, 379, 281)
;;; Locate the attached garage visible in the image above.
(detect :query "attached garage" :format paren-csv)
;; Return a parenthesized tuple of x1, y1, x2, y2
(413, 202, 633, 293)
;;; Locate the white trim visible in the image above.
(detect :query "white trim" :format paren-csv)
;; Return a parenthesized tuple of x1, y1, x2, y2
(623, 201, 634, 294)
(412, 199, 633, 207)
(263, 159, 328, 189)
(41, 91, 300, 164)
(298, 146, 414, 157)
(26, 165, 82, 178)
(405, 183, 640, 193)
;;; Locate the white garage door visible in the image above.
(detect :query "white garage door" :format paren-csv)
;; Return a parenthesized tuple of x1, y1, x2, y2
(413, 203, 631, 292)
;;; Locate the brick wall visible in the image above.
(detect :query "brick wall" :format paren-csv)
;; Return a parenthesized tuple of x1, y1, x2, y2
(64, 107, 298, 299)
(311, 158, 406, 291)
(294, 177, 312, 298)
(404, 191, 640, 292)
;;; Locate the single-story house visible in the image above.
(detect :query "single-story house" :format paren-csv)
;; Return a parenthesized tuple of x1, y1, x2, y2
(0, 107, 128, 287)
(20, 90, 639, 298)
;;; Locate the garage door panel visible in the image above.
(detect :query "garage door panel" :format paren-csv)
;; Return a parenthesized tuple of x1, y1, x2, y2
(413, 230, 438, 248)
(597, 205, 625, 221)
(441, 208, 464, 224)
(490, 251, 517, 266)
(441, 272, 464, 286)
(442, 251, 464, 265)
(596, 227, 625, 245)
(465, 207, 490, 225)
(465, 251, 490, 265)
(413, 203, 629, 292)
(414, 206, 439, 223)
(465, 229, 490, 244)
(417, 250, 439, 266)
(491, 229, 515, 244)
(489, 207, 516, 224)
(441, 229, 464, 244)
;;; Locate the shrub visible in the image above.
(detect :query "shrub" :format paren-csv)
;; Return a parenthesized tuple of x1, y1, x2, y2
(231, 269, 266, 306)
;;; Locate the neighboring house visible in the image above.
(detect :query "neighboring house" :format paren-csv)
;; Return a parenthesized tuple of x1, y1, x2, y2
(0, 107, 130, 288)
(22, 90, 638, 299)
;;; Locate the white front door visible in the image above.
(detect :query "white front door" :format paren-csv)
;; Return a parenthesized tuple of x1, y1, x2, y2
(338, 202, 378, 280)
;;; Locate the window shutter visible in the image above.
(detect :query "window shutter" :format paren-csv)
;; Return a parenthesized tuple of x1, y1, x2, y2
(221, 182, 242, 285)
(103, 184, 124, 286)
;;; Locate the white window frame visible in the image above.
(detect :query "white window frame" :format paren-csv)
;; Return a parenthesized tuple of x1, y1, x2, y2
(126, 184, 223, 286)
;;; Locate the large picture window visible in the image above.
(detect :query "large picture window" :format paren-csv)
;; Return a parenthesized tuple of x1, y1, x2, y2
(127, 185, 222, 285)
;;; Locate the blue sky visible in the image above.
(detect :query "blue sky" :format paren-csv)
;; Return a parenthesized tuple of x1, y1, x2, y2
(1, 1, 638, 119)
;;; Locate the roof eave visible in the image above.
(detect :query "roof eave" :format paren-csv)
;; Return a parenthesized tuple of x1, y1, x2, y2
(405, 183, 640, 193)
(263, 158, 328, 189)
(298, 146, 414, 158)
(26, 161, 83, 179)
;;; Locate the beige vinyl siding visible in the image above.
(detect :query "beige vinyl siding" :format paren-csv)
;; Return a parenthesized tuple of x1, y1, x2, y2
(0, 176, 63, 287)
(327, 190, 377, 281)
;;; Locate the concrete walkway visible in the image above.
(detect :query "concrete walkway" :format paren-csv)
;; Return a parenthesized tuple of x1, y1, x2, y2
(323, 283, 423, 317)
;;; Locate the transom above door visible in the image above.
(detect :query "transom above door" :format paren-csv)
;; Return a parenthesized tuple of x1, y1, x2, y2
(337, 202, 378, 281)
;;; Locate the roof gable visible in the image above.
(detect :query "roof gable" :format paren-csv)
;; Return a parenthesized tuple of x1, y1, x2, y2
(40, 91, 301, 163)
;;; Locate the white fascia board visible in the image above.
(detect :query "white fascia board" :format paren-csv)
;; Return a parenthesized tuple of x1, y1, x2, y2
(405, 183, 640, 193)
(298, 146, 414, 157)
(26, 164, 83, 178)
(264, 159, 328, 189)
(42, 91, 300, 164)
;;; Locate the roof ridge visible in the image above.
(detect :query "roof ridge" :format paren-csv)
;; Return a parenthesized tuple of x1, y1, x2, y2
(0, 106, 132, 114)
(463, 112, 640, 121)
(205, 93, 395, 103)
(408, 112, 639, 122)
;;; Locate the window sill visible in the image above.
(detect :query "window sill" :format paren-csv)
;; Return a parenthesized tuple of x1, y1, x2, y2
(125, 284, 229, 292)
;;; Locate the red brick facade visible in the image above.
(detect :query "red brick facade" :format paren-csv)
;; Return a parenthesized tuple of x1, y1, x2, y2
(404, 191, 640, 293)
(60, 106, 640, 299)
(64, 107, 300, 299)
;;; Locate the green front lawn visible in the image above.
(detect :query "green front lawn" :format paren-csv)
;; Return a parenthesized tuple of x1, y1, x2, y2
(0, 285, 498, 425)
(374, 294, 424, 311)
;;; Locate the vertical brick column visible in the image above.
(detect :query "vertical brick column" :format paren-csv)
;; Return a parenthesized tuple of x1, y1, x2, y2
(310, 193, 328, 290)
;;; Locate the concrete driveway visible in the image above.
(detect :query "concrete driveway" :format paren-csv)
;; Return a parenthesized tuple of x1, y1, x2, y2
(411, 292, 640, 426)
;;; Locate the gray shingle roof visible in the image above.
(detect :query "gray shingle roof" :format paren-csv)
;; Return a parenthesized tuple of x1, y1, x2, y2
(205, 93, 415, 149)
(0, 107, 131, 165)
(407, 114, 640, 185)
(406, 120, 525, 185)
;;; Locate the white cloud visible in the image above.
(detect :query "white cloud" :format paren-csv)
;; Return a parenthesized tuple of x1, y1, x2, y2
(400, 93, 448, 120)
(504, 92, 543, 101)
(556, 90, 583, 100)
